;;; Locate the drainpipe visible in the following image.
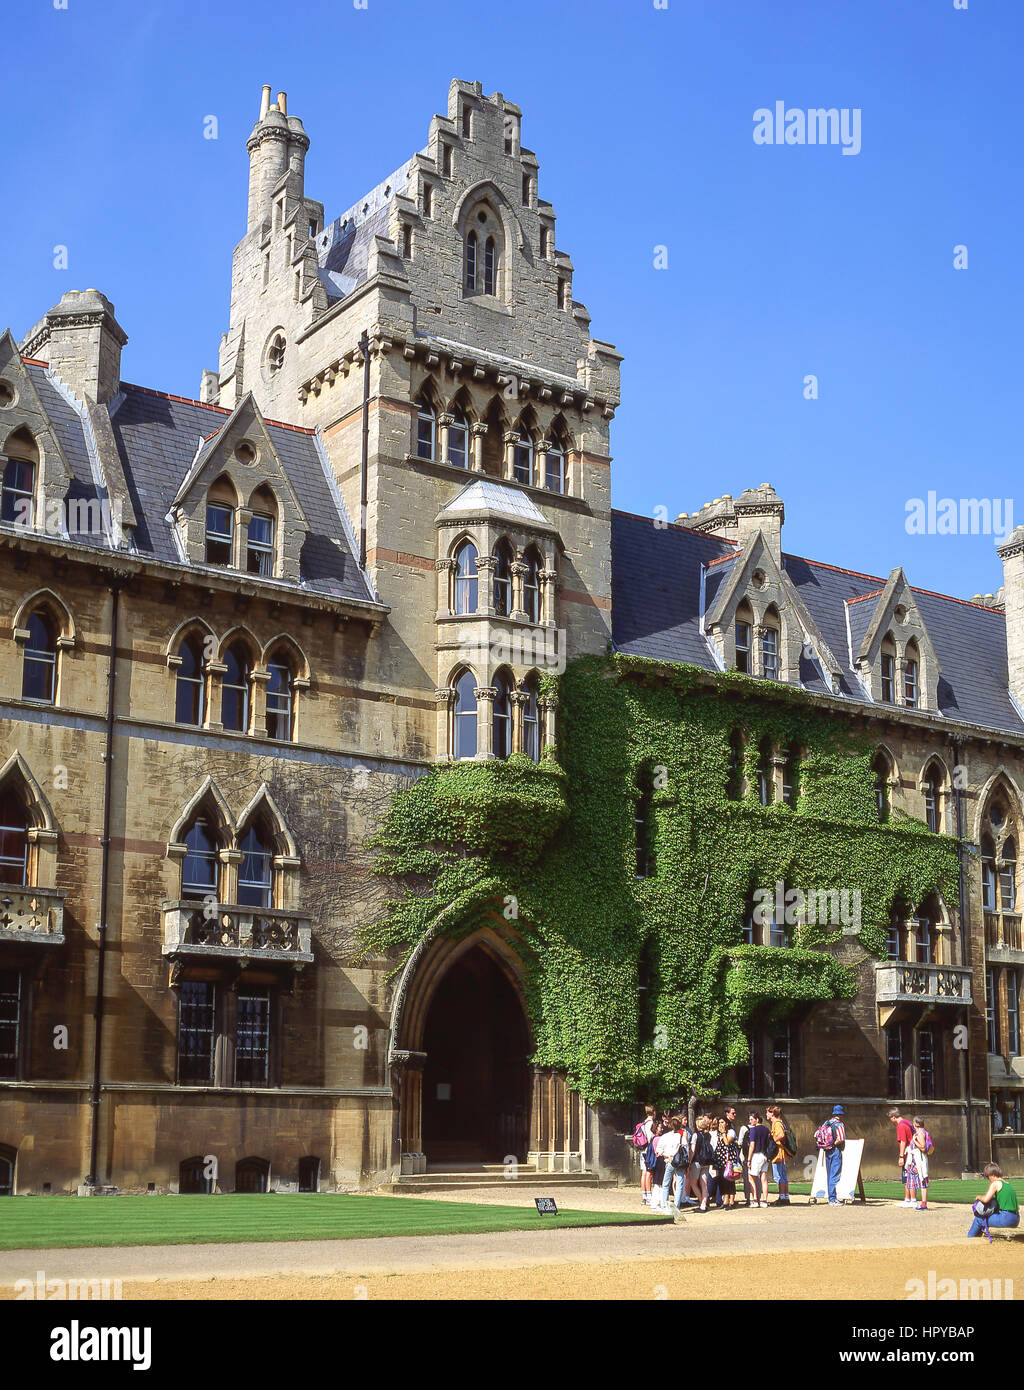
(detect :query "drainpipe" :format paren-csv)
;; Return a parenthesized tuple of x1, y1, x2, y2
(950, 736, 974, 1174)
(358, 330, 369, 569)
(87, 581, 121, 1188)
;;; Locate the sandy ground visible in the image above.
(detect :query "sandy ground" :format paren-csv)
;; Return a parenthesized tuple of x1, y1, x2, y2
(2, 1190, 1021, 1300)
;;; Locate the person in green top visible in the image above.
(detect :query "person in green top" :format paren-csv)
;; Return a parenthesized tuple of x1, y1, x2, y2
(967, 1162, 1020, 1237)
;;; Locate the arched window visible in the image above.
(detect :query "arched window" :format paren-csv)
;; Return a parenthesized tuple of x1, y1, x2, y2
(452, 541, 478, 615)
(182, 817, 220, 899)
(873, 750, 892, 823)
(246, 487, 277, 577)
(727, 729, 744, 800)
(0, 787, 29, 884)
(923, 763, 943, 834)
(265, 650, 294, 741)
(492, 541, 513, 617)
(416, 396, 436, 460)
(513, 433, 534, 486)
(522, 675, 541, 762)
(761, 610, 780, 680)
(914, 910, 935, 965)
(545, 439, 565, 494)
(781, 743, 800, 805)
(982, 834, 998, 912)
(221, 644, 252, 733)
(757, 737, 773, 806)
(492, 670, 513, 760)
(1001, 839, 1017, 913)
(885, 907, 903, 960)
(175, 636, 206, 726)
(881, 635, 897, 703)
(22, 612, 57, 703)
(448, 409, 469, 469)
(235, 1157, 270, 1193)
(465, 231, 478, 292)
(523, 548, 541, 623)
(484, 236, 498, 295)
(1, 432, 36, 526)
(179, 1156, 213, 1195)
(904, 639, 920, 709)
(735, 601, 754, 675)
(205, 496, 234, 566)
(238, 823, 273, 909)
(741, 888, 758, 945)
(452, 669, 478, 759)
(768, 882, 791, 947)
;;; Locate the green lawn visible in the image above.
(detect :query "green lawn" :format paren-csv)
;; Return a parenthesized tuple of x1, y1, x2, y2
(0, 1194, 670, 1251)
(787, 1178, 995, 1205)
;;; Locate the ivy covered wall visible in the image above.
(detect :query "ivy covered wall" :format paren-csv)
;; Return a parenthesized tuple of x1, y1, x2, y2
(363, 654, 960, 1106)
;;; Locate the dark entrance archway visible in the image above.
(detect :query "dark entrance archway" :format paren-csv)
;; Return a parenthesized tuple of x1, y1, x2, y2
(420, 946, 531, 1164)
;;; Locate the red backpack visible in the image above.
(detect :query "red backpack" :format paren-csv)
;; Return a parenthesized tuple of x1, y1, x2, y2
(814, 1120, 837, 1150)
(632, 1121, 650, 1148)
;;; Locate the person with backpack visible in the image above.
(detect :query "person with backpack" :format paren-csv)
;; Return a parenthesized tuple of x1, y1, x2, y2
(655, 1114, 687, 1212)
(633, 1104, 658, 1207)
(766, 1103, 793, 1206)
(904, 1115, 934, 1211)
(967, 1162, 1020, 1238)
(690, 1115, 715, 1212)
(814, 1105, 846, 1204)
(746, 1111, 771, 1208)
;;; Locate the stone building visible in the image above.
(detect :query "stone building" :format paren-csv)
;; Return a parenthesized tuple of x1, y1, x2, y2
(0, 80, 1020, 1193)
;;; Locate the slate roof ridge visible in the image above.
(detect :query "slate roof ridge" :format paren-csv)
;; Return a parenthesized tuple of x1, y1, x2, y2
(118, 381, 317, 436)
(20, 355, 49, 368)
(846, 590, 884, 605)
(611, 507, 741, 543)
(786, 551, 1003, 614)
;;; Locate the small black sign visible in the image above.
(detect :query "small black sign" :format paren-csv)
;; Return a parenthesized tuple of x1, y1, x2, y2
(534, 1196, 558, 1215)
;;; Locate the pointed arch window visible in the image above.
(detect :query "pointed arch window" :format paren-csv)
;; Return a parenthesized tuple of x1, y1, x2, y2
(492, 542, 513, 617)
(768, 883, 792, 947)
(1, 454, 35, 526)
(873, 750, 892, 823)
(923, 764, 943, 834)
(466, 231, 478, 292)
(221, 644, 252, 733)
(915, 912, 935, 965)
(238, 823, 273, 909)
(452, 669, 478, 760)
(492, 671, 513, 760)
(246, 512, 275, 577)
(205, 503, 234, 566)
(741, 888, 758, 944)
(22, 612, 57, 703)
(416, 397, 436, 460)
(0, 788, 28, 884)
(982, 834, 998, 912)
(904, 641, 920, 709)
(265, 650, 294, 741)
(452, 541, 478, 615)
(757, 737, 774, 806)
(881, 636, 897, 704)
(545, 441, 565, 494)
(513, 434, 534, 486)
(523, 675, 541, 762)
(781, 743, 800, 806)
(727, 729, 744, 800)
(523, 549, 541, 623)
(182, 817, 220, 899)
(1000, 839, 1017, 913)
(761, 615, 780, 680)
(735, 618, 752, 674)
(484, 236, 497, 295)
(885, 908, 903, 961)
(175, 636, 206, 726)
(448, 409, 469, 469)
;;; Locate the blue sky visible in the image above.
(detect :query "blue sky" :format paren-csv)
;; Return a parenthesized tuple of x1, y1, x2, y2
(6, 0, 1020, 599)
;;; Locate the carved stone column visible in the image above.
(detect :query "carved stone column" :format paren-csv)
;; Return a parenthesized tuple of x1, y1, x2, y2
(474, 554, 497, 616)
(470, 421, 487, 472)
(904, 916, 921, 963)
(434, 685, 455, 760)
(437, 412, 454, 464)
(474, 686, 496, 759)
(771, 751, 787, 803)
(509, 689, 529, 754)
(435, 557, 456, 615)
(537, 438, 552, 490)
(503, 430, 521, 481)
(539, 568, 558, 627)
(392, 1049, 428, 1175)
(250, 666, 270, 738)
(204, 660, 226, 731)
(540, 696, 558, 754)
(510, 560, 529, 622)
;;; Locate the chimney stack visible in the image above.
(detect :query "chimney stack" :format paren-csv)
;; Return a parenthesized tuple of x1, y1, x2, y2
(246, 85, 309, 233)
(20, 289, 127, 405)
(998, 526, 1024, 710)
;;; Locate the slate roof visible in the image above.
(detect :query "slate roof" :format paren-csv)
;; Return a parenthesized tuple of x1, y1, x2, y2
(610, 509, 1024, 738)
(20, 363, 373, 606)
(313, 160, 413, 305)
(440, 478, 550, 525)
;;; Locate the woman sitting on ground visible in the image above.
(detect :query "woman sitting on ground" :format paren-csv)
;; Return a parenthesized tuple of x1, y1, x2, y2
(967, 1162, 1019, 1238)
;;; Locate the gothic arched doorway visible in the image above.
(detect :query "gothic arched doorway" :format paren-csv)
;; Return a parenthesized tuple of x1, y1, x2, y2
(421, 946, 531, 1163)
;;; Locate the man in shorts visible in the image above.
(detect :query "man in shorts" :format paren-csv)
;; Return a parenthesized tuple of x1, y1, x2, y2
(747, 1111, 771, 1208)
(889, 1106, 915, 1206)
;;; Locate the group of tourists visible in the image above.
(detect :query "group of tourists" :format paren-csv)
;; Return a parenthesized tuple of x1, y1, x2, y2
(634, 1103, 796, 1212)
(633, 1100, 1021, 1237)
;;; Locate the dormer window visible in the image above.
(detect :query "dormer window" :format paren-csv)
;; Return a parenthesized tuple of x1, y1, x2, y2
(735, 613, 752, 675)
(761, 620, 780, 680)
(881, 647, 896, 703)
(246, 512, 275, 577)
(205, 503, 233, 566)
(904, 641, 920, 708)
(1, 438, 36, 526)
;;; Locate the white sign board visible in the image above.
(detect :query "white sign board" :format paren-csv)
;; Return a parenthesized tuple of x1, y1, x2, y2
(810, 1138, 864, 1202)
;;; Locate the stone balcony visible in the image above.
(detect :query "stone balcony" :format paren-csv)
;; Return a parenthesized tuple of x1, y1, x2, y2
(0, 885, 65, 946)
(875, 961, 972, 1008)
(161, 902, 313, 967)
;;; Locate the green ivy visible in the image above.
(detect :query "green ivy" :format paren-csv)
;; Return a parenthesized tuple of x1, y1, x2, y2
(362, 653, 960, 1105)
